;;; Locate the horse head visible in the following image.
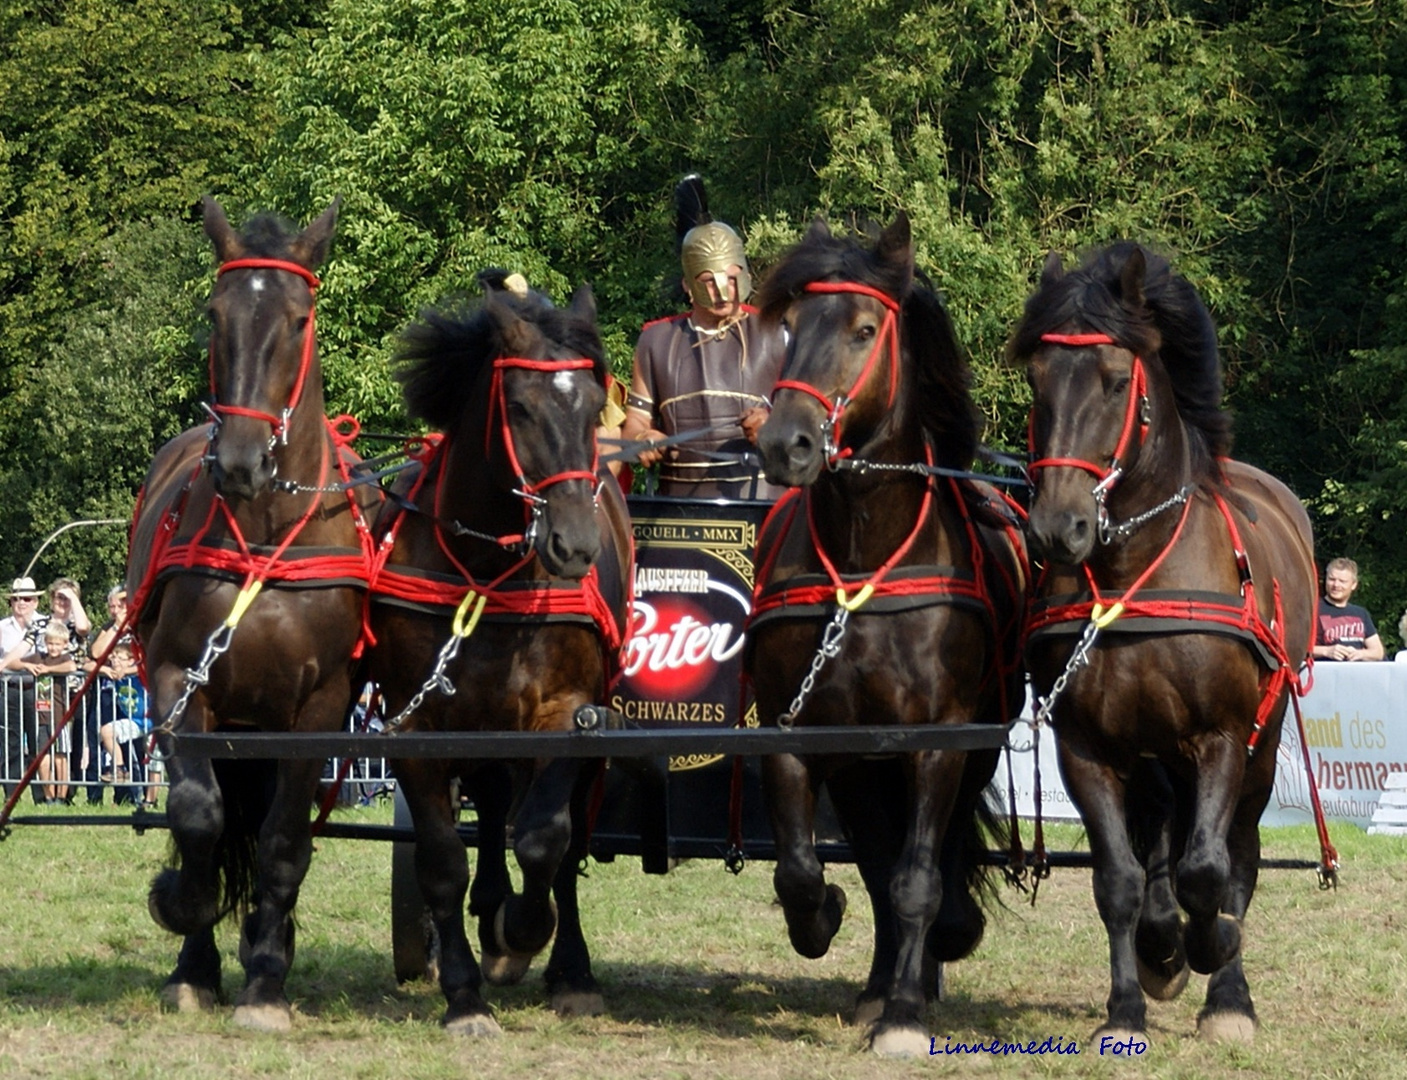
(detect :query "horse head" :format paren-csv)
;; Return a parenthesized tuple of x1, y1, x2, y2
(202, 196, 339, 501)
(398, 280, 608, 580)
(485, 285, 607, 578)
(756, 214, 916, 487)
(1012, 243, 1227, 565)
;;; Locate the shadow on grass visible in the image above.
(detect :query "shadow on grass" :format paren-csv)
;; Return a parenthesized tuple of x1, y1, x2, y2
(0, 944, 1088, 1043)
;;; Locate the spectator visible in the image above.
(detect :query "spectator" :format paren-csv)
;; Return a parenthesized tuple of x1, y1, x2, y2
(23, 621, 78, 803)
(96, 638, 139, 790)
(105, 646, 151, 806)
(47, 577, 90, 648)
(1395, 611, 1407, 663)
(1313, 557, 1384, 661)
(619, 176, 787, 500)
(0, 576, 45, 798)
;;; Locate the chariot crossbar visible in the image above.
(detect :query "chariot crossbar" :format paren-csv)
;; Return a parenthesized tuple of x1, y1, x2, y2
(167, 715, 1014, 760)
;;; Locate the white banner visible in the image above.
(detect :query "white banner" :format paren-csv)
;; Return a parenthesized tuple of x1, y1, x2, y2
(990, 663, 1407, 829)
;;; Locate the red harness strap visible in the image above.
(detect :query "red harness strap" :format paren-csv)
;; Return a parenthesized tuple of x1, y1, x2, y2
(365, 435, 626, 681)
(1029, 492, 1300, 750)
(129, 416, 378, 678)
(772, 281, 902, 465)
(209, 258, 321, 442)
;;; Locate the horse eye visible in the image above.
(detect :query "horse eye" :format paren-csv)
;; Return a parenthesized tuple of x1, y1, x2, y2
(854, 324, 877, 343)
(1107, 375, 1131, 396)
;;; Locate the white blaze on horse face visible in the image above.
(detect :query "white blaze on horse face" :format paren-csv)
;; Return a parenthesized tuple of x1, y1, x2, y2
(552, 369, 582, 408)
(249, 274, 267, 294)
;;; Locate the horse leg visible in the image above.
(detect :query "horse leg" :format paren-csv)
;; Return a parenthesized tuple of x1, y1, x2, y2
(1131, 761, 1190, 1000)
(1177, 736, 1244, 984)
(825, 759, 902, 1028)
(398, 758, 499, 1035)
(463, 765, 524, 987)
(494, 756, 577, 963)
(1060, 739, 1149, 1041)
(1196, 782, 1266, 1043)
(146, 692, 227, 1012)
(543, 762, 605, 1017)
(763, 753, 847, 960)
(869, 748, 965, 1059)
(231, 755, 324, 1032)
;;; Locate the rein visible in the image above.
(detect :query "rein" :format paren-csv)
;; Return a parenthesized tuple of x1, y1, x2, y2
(772, 280, 901, 467)
(209, 258, 320, 446)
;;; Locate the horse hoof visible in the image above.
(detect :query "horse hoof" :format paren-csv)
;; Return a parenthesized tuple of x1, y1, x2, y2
(551, 988, 605, 1018)
(870, 1024, 930, 1058)
(1198, 1011, 1255, 1044)
(159, 982, 216, 1013)
(444, 1012, 503, 1037)
(1137, 956, 1191, 1001)
(480, 947, 531, 987)
(493, 896, 557, 959)
(852, 995, 884, 1029)
(232, 1002, 292, 1033)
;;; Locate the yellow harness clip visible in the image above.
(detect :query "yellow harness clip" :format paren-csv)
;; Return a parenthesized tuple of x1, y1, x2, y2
(1091, 601, 1125, 629)
(452, 590, 489, 638)
(836, 584, 875, 612)
(224, 581, 264, 629)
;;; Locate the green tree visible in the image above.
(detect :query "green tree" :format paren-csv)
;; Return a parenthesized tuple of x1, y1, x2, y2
(245, 0, 707, 422)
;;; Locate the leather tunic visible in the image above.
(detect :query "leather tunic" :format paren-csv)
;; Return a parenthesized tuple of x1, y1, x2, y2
(629, 308, 786, 500)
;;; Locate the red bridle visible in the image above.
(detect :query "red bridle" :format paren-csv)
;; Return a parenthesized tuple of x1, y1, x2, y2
(210, 258, 320, 444)
(1026, 332, 1149, 493)
(485, 356, 602, 499)
(772, 280, 901, 460)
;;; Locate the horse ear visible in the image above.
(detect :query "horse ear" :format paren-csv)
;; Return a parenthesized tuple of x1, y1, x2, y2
(202, 196, 243, 262)
(486, 291, 546, 356)
(290, 198, 341, 270)
(876, 212, 913, 267)
(803, 216, 831, 244)
(1118, 246, 1147, 309)
(1040, 251, 1065, 287)
(568, 284, 597, 323)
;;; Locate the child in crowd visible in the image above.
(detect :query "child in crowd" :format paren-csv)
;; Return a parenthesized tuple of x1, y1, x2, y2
(22, 622, 78, 804)
(97, 639, 140, 786)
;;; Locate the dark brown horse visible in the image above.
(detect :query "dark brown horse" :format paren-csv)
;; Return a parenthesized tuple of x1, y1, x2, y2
(367, 277, 631, 1034)
(127, 198, 376, 1030)
(1011, 242, 1316, 1044)
(746, 215, 1027, 1057)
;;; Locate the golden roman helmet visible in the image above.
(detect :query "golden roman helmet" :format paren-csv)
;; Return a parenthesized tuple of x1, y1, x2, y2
(680, 222, 753, 308)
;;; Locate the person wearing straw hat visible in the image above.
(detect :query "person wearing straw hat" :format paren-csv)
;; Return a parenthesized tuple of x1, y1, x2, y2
(0, 576, 46, 800)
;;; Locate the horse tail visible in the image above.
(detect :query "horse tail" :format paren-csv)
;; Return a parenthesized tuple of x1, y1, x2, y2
(928, 748, 1007, 962)
(209, 757, 276, 918)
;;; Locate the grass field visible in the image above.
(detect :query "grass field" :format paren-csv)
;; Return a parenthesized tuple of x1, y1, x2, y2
(1, 799, 1403, 1079)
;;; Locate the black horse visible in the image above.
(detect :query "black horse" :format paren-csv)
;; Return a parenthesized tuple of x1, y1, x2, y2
(746, 214, 1027, 1056)
(128, 198, 376, 1029)
(1012, 242, 1316, 1043)
(368, 276, 631, 1034)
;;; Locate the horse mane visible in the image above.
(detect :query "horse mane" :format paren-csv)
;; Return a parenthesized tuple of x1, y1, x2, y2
(756, 228, 979, 469)
(1007, 241, 1233, 473)
(395, 289, 608, 431)
(234, 212, 303, 258)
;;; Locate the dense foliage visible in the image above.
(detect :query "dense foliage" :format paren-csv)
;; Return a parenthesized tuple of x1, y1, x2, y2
(1, 0, 1404, 642)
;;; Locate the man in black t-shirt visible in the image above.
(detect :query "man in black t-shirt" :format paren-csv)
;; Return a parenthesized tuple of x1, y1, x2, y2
(1314, 557, 1384, 661)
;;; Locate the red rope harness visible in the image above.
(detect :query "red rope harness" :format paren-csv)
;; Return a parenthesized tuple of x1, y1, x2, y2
(486, 357, 601, 495)
(772, 281, 901, 462)
(1027, 332, 1149, 487)
(209, 258, 320, 442)
(365, 433, 625, 678)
